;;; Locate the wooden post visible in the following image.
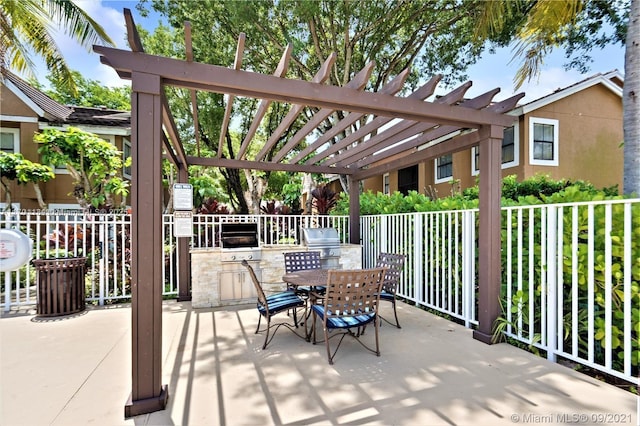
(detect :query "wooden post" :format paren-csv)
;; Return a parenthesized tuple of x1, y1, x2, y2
(177, 166, 191, 301)
(473, 125, 503, 344)
(125, 71, 169, 417)
(348, 176, 360, 245)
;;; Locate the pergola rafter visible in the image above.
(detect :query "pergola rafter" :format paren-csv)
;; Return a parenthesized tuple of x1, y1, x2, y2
(102, 9, 523, 418)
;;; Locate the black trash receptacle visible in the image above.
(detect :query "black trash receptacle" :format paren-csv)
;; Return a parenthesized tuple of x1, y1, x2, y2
(33, 257, 87, 317)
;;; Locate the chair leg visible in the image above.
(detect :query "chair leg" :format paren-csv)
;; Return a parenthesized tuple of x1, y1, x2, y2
(255, 314, 262, 334)
(392, 300, 401, 329)
(324, 325, 333, 365)
(262, 316, 271, 350)
(374, 316, 381, 356)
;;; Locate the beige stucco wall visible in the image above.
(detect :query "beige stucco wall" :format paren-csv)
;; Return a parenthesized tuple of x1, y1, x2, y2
(362, 82, 622, 198)
(520, 84, 623, 190)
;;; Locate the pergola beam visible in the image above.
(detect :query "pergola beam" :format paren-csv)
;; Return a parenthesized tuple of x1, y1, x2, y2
(288, 67, 413, 164)
(94, 46, 515, 128)
(218, 33, 245, 158)
(301, 73, 443, 165)
(344, 88, 502, 168)
(271, 60, 375, 163)
(254, 52, 336, 161)
(187, 155, 351, 175)
(237, 44, 293, 159)
(326, 81, 474, 167)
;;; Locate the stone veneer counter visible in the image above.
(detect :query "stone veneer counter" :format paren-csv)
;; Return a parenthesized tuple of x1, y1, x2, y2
(191, 244, 362, 308)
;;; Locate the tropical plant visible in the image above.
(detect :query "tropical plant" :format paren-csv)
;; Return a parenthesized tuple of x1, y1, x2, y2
(0, 0, 114, 94)
(311, 184, 338, 215)
(196, 198, 229, 215)
(34, 127, 130, 210)
(0, 151, 54, 209)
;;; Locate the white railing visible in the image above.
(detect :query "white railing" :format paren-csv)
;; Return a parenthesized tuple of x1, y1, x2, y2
(1, 212, 349, 309)
(363, 199, 639, 385)
(2, 200, 638, 384)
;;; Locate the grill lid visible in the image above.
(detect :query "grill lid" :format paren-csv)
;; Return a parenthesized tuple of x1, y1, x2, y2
(302, 228, 340, 247)
(221, 223, 259, 249)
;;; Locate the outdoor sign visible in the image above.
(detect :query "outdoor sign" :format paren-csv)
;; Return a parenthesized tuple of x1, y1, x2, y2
(174, 211, 193, 238)
(0, 229, 33, 272)
(173, 183, 193, 211)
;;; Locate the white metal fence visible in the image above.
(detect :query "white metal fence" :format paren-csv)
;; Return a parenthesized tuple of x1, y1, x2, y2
(362, 199, 639, 385)
(2, 200, 638, 384)
(0, 211, 349, 308)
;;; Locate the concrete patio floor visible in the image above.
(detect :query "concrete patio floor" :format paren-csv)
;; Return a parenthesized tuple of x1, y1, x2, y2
(1, 300, 637, 426)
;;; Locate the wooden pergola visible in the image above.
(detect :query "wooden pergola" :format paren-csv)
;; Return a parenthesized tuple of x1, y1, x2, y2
(95, 9, 523, 417)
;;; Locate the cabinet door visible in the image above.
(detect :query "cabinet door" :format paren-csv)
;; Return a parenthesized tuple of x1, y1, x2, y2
(219, 268, 259, 301)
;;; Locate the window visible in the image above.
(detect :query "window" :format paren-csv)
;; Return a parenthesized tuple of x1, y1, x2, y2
(398, 165, 418, 195)
(502, 126, 515, 164)
(529, 117, 559, 166)
(0, 128, 19, 153)
(123, 138, 132, 178)
(435, 154, 452, 183)
(471, 123, 519, 175)
(382, 173, 390, 195)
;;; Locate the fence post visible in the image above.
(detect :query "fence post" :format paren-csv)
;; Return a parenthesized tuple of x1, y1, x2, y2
(546, 205, 558, 362)
(99, 219, 106, 306)
(462, 210, 474, 328)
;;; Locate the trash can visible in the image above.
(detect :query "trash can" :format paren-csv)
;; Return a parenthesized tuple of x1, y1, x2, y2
(33, 257, 87, 317)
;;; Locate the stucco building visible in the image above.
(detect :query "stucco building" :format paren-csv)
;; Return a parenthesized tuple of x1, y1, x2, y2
(363, 70, 624, 196)
(1, 70, 131, 211)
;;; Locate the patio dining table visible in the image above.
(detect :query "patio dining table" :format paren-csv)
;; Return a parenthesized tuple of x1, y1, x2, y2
(282, 269, 329, 340)
(282, 269, 328, 293)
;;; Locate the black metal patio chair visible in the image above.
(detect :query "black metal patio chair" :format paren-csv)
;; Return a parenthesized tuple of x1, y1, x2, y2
(375, 253, 407, 328)
(241, 260, 306, 349)
(311, 267, 386, 365)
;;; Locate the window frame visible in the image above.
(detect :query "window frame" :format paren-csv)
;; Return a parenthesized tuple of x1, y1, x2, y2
(434, 154, 453, 184)
(471, 122, 520, 176)
(123, 137, 132, 179)
(529, 117, 559, 166)
(0, 127, 20, 154)
(382, 173, 390, 195)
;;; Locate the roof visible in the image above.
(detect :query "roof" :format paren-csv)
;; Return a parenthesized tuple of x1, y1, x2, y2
(1, 69, 130, 129)
(508, 70, 624, 116)
(1, 69, 73, 121)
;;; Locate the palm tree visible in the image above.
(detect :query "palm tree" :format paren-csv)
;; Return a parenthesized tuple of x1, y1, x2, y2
(623, 0, 639, 195)
(475, 0, 639, 195)
(0, 0, 113, 94)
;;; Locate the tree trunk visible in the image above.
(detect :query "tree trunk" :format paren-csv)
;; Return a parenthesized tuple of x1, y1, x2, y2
(32, 183, 46, 209)
(243, 169, 265, 214)
(1, 178, 12, 210)
(623, 0, 640, 195)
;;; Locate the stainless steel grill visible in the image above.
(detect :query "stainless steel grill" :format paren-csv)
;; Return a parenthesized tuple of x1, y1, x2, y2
(302, 227, 341, 268)
(220, 223, 261, 262)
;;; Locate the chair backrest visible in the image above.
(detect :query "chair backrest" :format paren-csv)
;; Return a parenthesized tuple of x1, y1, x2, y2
(323, 268, 387, 319)
(241, 260, 268, 310)
(284, 251, 322, 273)
(375, 253, 406, 294)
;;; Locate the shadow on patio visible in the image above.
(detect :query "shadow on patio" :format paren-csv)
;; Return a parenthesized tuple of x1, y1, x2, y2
(1, 300, 636, 426)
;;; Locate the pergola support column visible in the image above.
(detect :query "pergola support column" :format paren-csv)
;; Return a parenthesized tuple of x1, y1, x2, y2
(473, 125, 503, 344)
(177, 166, 191, 301)
(125, 71, 169, 417)
(348, 176, 360, 245)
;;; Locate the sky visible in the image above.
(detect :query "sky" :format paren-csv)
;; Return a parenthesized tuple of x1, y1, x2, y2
(30, 0, 627, 105)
